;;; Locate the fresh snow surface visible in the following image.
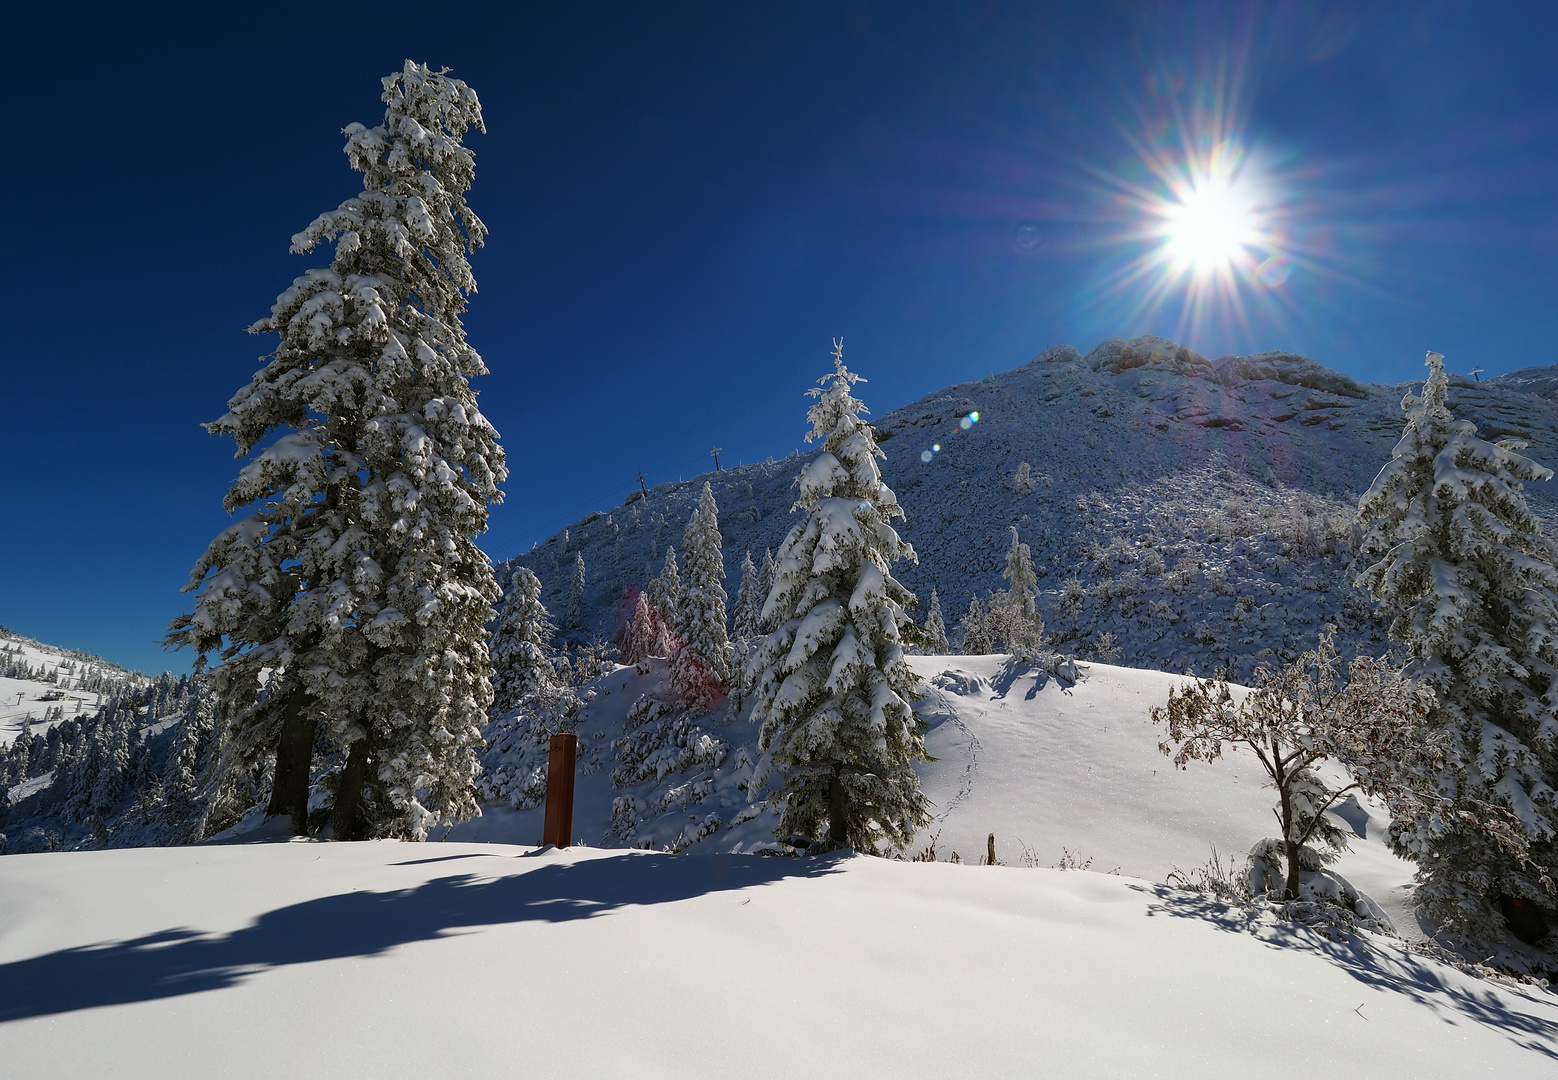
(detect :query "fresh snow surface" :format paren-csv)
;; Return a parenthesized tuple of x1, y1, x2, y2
(2, 841, 1555, 1079)
(450, 654, 1428, 938)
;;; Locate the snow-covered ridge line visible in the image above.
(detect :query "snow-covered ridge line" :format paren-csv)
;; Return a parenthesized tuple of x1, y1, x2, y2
(502, 335, 1558, 683)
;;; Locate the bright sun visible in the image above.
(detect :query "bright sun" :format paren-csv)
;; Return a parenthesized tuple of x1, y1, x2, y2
(1160, 174, 1258, 276)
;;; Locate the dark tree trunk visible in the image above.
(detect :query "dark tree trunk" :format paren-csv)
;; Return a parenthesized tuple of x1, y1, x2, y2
(827, 771, 848, 848)
(266, 691, 316, 835)
(1278, 782, 1302, 901)
(331, 738, 371, 841)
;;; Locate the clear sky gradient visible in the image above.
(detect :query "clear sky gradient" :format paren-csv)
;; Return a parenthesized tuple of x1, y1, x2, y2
(3, 1, 1556, 673)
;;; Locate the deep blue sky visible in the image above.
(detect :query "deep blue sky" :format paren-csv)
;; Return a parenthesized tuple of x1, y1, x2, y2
(3, 1, 1556, 673)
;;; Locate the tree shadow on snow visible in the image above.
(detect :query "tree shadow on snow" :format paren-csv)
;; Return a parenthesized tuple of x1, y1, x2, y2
(0, 851, 840, 1023)
(1134, 884, 1558, 1060)
(988, 658, 1075, 702)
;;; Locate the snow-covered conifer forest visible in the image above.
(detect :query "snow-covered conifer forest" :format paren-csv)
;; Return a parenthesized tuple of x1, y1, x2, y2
(5, 63, 1558, 1079)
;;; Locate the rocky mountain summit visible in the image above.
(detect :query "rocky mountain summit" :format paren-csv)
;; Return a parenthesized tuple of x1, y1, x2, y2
(507, 336, 1558, 680)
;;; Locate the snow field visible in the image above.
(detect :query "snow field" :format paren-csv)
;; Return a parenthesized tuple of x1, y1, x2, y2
(1, 840, 1553, 1079)
(460, 654, 1422, 933)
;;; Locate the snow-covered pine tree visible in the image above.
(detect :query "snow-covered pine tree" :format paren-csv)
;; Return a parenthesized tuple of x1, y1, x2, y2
(166, 62, 504, 841)
(1004, 526, 1039, 621)
(732, 550, 764, 642)
(648, 546, 683, 655)
(489, 568, 560, 714)
(990, 525, 1045, 656)
(957, 596, 991, 655)
(672, 482, 732, 706)
(5, 728, 28, 787)
(1355, 350, 1558, 947)
(923, 588, 950, 654)
(748, 340, 930, 851)
(614, 586, 659, 665)
(566, 553, 588, 640)
(162, 686, 215, 842)
(757, 549, 778, 633)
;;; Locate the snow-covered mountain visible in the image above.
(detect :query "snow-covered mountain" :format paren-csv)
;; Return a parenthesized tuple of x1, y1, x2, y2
(0, 625, 147, 747)
(508, 336, 1558, 680)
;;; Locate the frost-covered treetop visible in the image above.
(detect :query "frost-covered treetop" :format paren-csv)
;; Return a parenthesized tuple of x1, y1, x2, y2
(217, 60, 494, 469)
(1357, 350, 1555, 643)
(794, 339, 898, 513)
(1361, 350, 1552, 532)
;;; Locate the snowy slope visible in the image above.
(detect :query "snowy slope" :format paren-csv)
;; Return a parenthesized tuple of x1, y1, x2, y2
(448, 654, 1424, 937)
(506, 337, 1558, 681)
(0, 626, 145, 746)
(1, 840, 1553, 1079)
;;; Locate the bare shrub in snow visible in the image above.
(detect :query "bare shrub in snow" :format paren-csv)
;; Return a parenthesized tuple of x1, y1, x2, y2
(1152, 632, 1438, 904)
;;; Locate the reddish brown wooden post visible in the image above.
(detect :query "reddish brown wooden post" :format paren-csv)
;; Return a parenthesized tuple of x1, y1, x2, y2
(541, 732, 578, 848)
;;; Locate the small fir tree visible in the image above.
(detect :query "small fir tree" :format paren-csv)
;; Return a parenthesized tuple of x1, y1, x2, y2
(748, 341, 930, 851)
(923, 588, 950, 654)
(648, 547, 683, 655)
(957, 596, 992, 655)
(566, 553, 588, 639)
(672, 482, 732, 706)
(166, 63, 504, 841)
(614, 586, 661, 665)
(490, 568, 560, 714)
(990, 526, 1045, 656)
(1355, 350, 1558, 946)
(732, 550, 765, 642)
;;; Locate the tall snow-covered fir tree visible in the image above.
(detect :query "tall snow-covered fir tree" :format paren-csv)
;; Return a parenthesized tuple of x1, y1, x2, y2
(748, 341, 930, 851)
(167, 62, 505, 841)
(672, 482, 733, 705)
(490, 568, 559, 714)
(1355, 350, 1558, 947)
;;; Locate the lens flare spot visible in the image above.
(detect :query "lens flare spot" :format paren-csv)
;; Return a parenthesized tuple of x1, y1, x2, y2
(932, 443, 941, 452)
(959, 416, 973, 430)
(969, 411, 979, 422)
(1255, 254, 1292, 287)
(920, 450, 933, 462)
